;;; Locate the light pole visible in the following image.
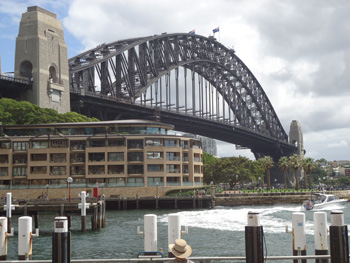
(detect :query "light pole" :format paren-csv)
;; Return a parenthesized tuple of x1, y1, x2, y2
(67, 177, 73, 203)
(46, 184, 49, 200)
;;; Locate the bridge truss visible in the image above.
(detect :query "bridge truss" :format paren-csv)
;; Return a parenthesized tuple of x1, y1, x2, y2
(69, 33, 295, 158)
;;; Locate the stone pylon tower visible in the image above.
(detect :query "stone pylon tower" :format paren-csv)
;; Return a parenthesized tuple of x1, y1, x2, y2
(14, 6, 70, 113)
(289, 120, 305, 158)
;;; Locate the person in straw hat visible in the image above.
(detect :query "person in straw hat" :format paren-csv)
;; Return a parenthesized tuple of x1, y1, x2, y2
(167, 239, 194, 263)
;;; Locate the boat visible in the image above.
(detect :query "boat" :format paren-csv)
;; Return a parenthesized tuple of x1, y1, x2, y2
(303, 193, 348, 210)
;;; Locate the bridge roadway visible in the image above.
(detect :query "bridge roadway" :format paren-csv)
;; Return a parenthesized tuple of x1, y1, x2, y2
(70, 91, 296, 159)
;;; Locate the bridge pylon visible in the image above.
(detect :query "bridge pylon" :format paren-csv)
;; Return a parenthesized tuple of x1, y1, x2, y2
(14, 6, 70, 113)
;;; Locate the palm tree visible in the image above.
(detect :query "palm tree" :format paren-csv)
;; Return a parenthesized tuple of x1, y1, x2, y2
(259, 156, 274, 190)
(278, 156, 289, 189)
(302, 158, 316, 189)
(288, 154, 301, 190)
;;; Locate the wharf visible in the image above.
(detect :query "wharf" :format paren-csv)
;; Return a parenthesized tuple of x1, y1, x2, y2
(0, 199, 106, 231)
(105, 195, 214, 210)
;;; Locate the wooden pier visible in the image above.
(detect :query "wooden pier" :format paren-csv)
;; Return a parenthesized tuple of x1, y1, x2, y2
(0, 199, 106, 231)
(105, 195, 214, 210)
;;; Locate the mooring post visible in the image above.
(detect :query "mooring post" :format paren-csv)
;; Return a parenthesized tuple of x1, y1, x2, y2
(245, 211, 264, 263)
(18, 216, 39, 260)
(136, 194, 139, 209)
(330, 210, 349, 263)
(34, 212, 39, 230)
(123, 197, 127, 210)
(174, 195, 178, 209)
(137, 214, 157, 252)
(102, 198, 106, 228)
(78, 191, 89, 232)
(192, 193, 196, 209)
(0, 217, 8, 260)
(314, 212, 329, 263)
(168, 214, 188, 257)
(292, 212, 306, 263)
(4, 193, 15, 233)
(60, 204, 64, 216)
(155, 195, 159, 209)
(52, 216, 71, 263)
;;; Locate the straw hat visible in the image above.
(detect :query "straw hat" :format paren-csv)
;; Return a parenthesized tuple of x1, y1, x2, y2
(169, 239, 192, 259)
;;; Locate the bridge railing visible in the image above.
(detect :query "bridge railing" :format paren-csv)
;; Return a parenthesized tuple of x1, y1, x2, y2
(0, 73, 32, 85)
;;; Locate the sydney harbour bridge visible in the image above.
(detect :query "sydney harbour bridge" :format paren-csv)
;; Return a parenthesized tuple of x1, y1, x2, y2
(68, 33, 296, 160)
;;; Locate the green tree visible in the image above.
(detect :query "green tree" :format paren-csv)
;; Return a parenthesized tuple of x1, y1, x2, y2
(302, 157, 316, 189)
(288, 154, 301, 190)
(278, 156, 289, 189)
(258, 156, 274, 189)
(204, 156, 263, 188)
(0, 98, 98, 125)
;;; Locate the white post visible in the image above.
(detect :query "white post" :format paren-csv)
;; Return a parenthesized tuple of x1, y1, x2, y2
(247, 211, 260, 226)
(78, 191, 89, 216)
(292, 212, 306, 258)
(245, 212, 264, 262)
(0, 217, 7, 260)
(18, 216, 33, 260)
(314, 212, 329, 263)
(167, 214, 188, 256)
(137, 214, 157, 252)
(4, 193, 15, 233)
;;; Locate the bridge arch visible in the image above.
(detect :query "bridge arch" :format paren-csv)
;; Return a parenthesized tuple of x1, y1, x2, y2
(69, 33, 294, 158)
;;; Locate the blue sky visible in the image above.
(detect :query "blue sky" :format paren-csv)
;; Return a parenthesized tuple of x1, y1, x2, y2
(0, 0, 349, 161)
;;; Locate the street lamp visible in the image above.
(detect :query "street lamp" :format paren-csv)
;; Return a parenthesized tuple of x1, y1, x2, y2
(46, 184, 49, 200)
(67, 177, 73, 203)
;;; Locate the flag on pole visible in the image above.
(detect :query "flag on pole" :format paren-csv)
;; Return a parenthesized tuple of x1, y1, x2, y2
(189, 29, 195, 34)
(213, 27, 219, 33)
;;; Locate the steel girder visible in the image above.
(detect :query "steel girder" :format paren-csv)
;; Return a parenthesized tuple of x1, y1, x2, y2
(69, 33, 287, 143)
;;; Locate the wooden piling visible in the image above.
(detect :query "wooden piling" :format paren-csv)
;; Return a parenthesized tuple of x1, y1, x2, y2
(60, 204, 64, 216)
(92, 206, 97, 230)
(34, 212, 39, 229)
(156, 196, 159, 209)
(174, 195, 178, 209)
(136, 195, 139, 209)
(102, 200, 106, 228)
(81, 216, 86, 232)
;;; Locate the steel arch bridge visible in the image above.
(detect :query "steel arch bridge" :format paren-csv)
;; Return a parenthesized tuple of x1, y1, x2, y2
(68, 33, 296, 159)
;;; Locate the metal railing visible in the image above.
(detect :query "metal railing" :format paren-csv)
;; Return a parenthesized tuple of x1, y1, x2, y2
(0, 254, 333, 263)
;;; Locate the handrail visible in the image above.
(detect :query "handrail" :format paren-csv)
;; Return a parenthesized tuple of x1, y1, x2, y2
(0, 254, 333, 263)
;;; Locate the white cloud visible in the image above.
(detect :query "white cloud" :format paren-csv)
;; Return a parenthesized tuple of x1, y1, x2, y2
(328, 140, 348, 149)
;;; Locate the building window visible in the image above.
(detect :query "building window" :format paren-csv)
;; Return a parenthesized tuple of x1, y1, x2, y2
(70, 166, 85, 176)
(194, 153, 201, 162)
(147, 152, 163, 159)
(50, 166, 66, 175)
(183, 165, 189, 174)
(166, 152, 180, 161)
(182, 153, 188, 162)
(127, 139, 143, 149)
(146, 127, 160, 134)
(164, 139, 178, 147)
(50, 153, 66, 163)
(108, 152, 124, 161)
(0, 142, 10, 149)
(70, 153, 85, 163)
(31, 166, 47, 174)
(13, 142, 28, 151)
(108, 139, 125, 147)
(191, 140, 202, 149)
(127, 165, 144, 174)
(108, 178, 125, 187)
(145, 139, 162, 147)
(0, 168, 8, 176)
(147, 177, 163, 186)
(31, 154, 47, 162)
(70, 141, 86, 150)
(127, 177, 144, 187)
(89, 153, 105, 162)
(166, 164, 180, 173)
(127, 152, 143, 162)
(194, 165, 201, 174)
(89, 139, 105, 147)
(88, 165, 105, 175)
(0, 155, 8, 164)
(181, 141, 188, 149)
(13, 167, 27, 176)
(147, 164, 164, 172)
(32, 141, 49, 149)
(108, 165, 124, 174)
(51, 140, 68, 148)
(13, 154, 27, 164)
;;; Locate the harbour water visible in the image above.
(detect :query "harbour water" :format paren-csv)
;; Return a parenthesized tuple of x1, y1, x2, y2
(5, 202, 350, 261)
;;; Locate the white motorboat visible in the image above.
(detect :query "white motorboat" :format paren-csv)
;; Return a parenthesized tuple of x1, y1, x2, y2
(303, 193, 348, 210)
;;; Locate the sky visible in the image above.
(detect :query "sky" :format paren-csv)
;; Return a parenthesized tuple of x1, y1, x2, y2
(0, 0, 349, 161)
